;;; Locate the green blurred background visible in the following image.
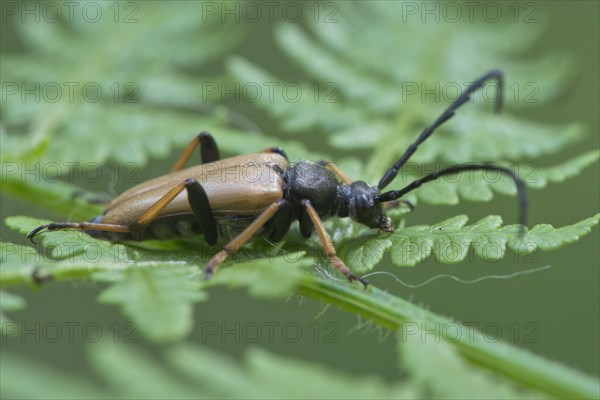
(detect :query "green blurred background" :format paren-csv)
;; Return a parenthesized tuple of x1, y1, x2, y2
(1, 0, 598, 388)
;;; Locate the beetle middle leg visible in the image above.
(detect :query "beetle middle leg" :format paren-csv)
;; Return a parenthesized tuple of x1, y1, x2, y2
(204, 199, 286, 278)
(171, 131, 220, 172)
(131, 178, 218, 244)
(302, 199, 368, 288)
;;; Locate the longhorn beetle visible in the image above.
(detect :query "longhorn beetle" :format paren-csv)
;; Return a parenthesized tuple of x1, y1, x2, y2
(28, 70, 528, 287)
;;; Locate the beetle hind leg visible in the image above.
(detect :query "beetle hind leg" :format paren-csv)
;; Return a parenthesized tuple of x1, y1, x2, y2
(171, 131, 220, 172)
(27, 222, 130, 244)
(185, 179, 218, 245)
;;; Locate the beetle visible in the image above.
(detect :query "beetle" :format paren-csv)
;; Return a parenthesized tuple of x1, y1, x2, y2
(27, 70, 528, 287)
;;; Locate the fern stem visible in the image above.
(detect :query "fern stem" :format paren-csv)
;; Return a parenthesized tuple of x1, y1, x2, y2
(298, 275, 599, 399)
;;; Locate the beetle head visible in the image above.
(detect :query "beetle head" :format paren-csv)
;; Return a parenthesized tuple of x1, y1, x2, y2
(347, 181, 394, 232)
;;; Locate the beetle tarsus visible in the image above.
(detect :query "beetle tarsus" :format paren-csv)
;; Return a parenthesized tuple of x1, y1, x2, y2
(346, 272, 369, 289)
(204, 249, 230, 278)
(31, 267, 54, 285)
(27, 225, 50, 244)
(358, 276, 369, 289)
(401, 200, 415, 211)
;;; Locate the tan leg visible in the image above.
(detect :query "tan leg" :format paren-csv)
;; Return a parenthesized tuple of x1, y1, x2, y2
(133, 178, 219, 244)
(383, 199, 415, 211)
(171, 132, 219, 172)
(318, 160, 352, 184)
(133, 182, 189, 229)
(30, 180, 203, 241)
(172, 136, 201, 172)
(302, 199, 367, 287)
(205, 200, 284, 277)
(29, 179, 188, 242)
(27, 222, 130, 243)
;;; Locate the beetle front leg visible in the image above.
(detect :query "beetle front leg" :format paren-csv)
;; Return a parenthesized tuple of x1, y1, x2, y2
(302, 199, 368, 288)
(266, 200, 293, 242)
(383, 199, 415, 211)
(171, 131, 220, 172)
(205, 199, 286, 278)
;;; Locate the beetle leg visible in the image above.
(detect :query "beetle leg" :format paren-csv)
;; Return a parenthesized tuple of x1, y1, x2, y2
(383, 199, 415, 211)
(205, 200, 285, 278)
(132, 182, 190, 230)
(317, 160, 352, 184)
(299, 208, 313, 238)
(171, 131, 220, 172)
(131, 179, 218, 244)
(27, 222, 130, 243)
(266, 200, 293, 242)
(186, 179, 218, 245)
(302, 199, 368, 288)
(260, 146, 289, 161)
(31, 267, 54, 285)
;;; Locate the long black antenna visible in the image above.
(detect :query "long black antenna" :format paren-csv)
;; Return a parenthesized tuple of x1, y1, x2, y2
(378, 70, 504, 190)
(377, 163, 528, 233)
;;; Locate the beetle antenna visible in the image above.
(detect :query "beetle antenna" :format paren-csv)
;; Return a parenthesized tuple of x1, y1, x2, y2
(378, 70, 504, 190)
(377, 163, 528, 234)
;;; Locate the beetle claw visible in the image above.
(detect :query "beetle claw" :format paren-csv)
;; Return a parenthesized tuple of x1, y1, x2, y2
(31, 267, 54, 285)
(27, 225, 50, 244)
(357, 276, 369, 289)
(347, 272, 369, 289)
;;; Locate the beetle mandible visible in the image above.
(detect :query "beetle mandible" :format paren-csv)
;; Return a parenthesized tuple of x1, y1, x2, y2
(28, 70, 528, 287)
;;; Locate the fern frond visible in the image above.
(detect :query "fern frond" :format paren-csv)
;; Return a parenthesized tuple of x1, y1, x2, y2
(227, 3, 586, 193)
(336, 213, 599, 272)
(1, 3, 245, 165)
